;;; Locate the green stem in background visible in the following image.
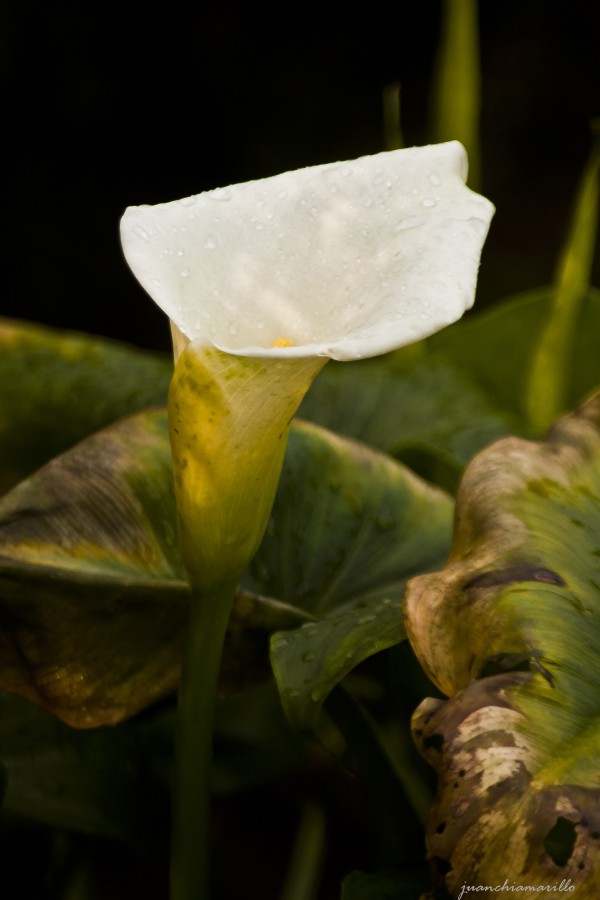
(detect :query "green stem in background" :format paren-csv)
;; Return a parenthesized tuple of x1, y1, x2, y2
(525, 122, 600, 434)
(382, 82, 404, 152)
(430, 0, 482, 191)
(170, 580, 237, 900)
(278, 802, 327, 900)
(324, 685, 433, 862)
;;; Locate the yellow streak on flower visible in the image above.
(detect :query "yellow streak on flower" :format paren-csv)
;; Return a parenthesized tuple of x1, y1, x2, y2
(271, 337, 294, 348)
(169, 344, 325, 592)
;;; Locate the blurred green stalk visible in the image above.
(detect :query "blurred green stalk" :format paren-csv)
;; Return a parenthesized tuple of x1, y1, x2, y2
(526, 123, 600, 434)
(430, 0, 482, 191)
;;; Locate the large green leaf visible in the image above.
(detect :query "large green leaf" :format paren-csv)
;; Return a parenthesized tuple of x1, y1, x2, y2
(433, 286, 600, 428)
(0, 408, 445, 731)
(0, 318, 171, 493)
(405, 390, 600, 894)
(299, 345, 517, 474)
(0, 691, 146, 840)
(260, 421, 453, 731)
(300, 287, 600, 487)
(0, 409, 307, 727)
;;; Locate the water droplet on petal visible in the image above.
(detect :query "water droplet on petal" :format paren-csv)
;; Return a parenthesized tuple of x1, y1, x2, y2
(395, 215, 425, 232)
(469, 216, 488, 235)
(205, 235, 217, 249)
(180, 196, 197, 207)
(210, 187, 232, 202)
(422, 197, 437, 208)
(133, 225, 151, 241)
(151, 277, 162, 287)
(176, 248, 185, 257)
(180, 268, 190, 278)
(429, 172, 441, 186)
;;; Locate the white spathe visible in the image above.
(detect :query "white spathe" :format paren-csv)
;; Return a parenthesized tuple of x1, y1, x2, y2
(120, 142, 494, 361)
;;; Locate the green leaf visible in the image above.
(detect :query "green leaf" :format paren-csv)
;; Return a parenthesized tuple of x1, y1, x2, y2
(525, 126, 600, 432)
(433, 285, 600, 433)
(0, 409, 187, 726)
(405, 389, 600, 892)
(271, 596, 407, 734)
(0, 318, 172, 494)
(299, 333, 520, 482)
(254, 420, 453, 617)
(260, 420, 453, 731)
(300, 286, 600, 485)
(0, 692, 145, 840)
(0, 409, 308, 727)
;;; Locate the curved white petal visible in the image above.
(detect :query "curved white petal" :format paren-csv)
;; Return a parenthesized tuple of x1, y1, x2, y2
(121, 142, 494, 360)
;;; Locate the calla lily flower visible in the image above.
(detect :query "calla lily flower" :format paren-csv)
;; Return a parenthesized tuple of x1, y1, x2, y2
(121, 141, 493, 591)
(121, 142, 494, 900)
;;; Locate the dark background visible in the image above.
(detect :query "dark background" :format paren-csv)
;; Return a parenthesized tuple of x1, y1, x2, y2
(4, 0, 599, 353)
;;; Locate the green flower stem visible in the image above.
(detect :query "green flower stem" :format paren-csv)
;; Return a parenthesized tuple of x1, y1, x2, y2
(170, 579, 237, 900)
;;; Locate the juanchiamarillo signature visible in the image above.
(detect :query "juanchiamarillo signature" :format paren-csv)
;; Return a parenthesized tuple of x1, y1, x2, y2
(458, 880, 575, 898)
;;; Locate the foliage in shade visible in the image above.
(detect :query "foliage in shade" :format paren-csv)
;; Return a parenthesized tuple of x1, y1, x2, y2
(300, 286, 600, 488)
(262, 420, 453, 732)
(0, 407, 445, 731)
(405, 390, 600, 892)
(0, 691, 149, 840)
(0, 409, 305, 726)
(0, 408, 187, 726)
(0, 318, 171, 495)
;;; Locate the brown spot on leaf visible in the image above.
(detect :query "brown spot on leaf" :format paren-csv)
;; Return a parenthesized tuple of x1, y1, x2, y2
(464, 565, 565, 591)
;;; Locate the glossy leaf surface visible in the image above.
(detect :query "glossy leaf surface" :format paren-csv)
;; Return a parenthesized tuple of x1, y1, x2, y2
(263, 421, 453, 731)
